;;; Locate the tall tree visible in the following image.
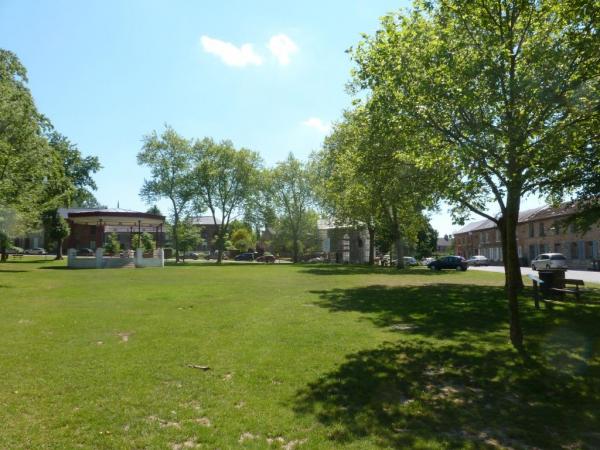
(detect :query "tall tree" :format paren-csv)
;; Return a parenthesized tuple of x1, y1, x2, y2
(352, 0, 600, 347)
(0, 49, 51, 257)
(137, 125, 194, 263)
(317, 109, 380, 265)
(192, 138, 262, 263)
(270, 154, 316, 263)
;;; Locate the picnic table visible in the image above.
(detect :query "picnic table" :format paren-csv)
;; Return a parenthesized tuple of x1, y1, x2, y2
(527, 268, 585, 309)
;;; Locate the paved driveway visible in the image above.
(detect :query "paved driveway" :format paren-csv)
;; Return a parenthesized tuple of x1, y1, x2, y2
(470, 265, 600, 285)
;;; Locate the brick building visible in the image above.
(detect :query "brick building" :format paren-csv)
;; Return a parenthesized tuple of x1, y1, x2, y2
(454, 205, 600, 269)
(190, 215, 221, 253)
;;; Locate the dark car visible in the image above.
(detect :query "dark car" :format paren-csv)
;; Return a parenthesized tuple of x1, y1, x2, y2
(77, 248, 95, 256)
(234, 252, 255, 261)
(256, 252, 276, 263)
(427, 256, 468, 271)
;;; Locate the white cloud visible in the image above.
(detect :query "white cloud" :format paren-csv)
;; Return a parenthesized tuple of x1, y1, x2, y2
(267, 34, 298, 66)
(200, 35, 263, 67)
(303, 117, 331, 133)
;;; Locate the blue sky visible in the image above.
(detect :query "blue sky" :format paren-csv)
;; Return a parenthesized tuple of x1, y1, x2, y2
(1, 0, 543, 235)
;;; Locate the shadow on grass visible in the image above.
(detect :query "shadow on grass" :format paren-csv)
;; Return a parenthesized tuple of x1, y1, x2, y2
(295, 283, 600, 448)
(294, 339, 600, 449)
(310, 284, 511, 338)
(0, 269, 28, 273)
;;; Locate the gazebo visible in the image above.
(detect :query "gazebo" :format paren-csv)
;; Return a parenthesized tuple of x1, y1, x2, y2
(60, 208, 166, 268)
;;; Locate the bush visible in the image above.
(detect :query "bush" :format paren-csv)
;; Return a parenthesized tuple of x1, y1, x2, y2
(104, 232, 121, 255)
(131, 232, 155, 252)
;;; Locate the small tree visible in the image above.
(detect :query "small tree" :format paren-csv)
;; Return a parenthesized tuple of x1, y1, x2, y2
(131, 232, 156, 253)
(104, 232, 121, 255)
(173, 219, 202, 259)
(230, 227, 255, 252)
(42, 209, 70, 260)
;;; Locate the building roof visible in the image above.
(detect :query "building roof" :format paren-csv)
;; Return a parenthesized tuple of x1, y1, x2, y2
(59, 207, 165, 226)
(453, 204, 577, 235)
(190, 216, 222, 226)
(436, 237, 453, 247)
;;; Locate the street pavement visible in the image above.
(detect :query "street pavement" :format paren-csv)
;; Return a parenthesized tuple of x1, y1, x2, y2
(469, 265, 600, 285)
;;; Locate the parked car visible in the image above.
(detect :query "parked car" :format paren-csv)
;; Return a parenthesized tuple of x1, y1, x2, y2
(307, 256, 325, 263)
(24, 247, 47, 255)
(77, 248, 95, 256)
(183, 251, 201, 260)
(466, 255, 489, 266)
(234, 252, 255, 261)
(7, 246, 24, 255)
(256, 252, 276, 263)
(427, 256, 468, 271)
(420, 257, 435, 266)
(403, 256, 419, 266)
(531, 253, 567, 271)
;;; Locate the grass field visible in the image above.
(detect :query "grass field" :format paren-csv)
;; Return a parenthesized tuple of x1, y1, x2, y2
(1, 260, 600, 449)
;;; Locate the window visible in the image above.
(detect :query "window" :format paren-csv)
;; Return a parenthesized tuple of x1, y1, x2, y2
(529, 244, 536, 259)
(553, 221, 560, 235)
(528, 223, 535, 238)
(571, 242, 579, 259)
(495, 229, 501, 242)
(554, 242, 561, 253)
(585, 241, 593, 259)
(539, 222, 545, 237)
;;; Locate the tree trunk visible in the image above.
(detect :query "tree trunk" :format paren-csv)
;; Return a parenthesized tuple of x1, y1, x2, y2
(173, 209, 180, 263)
(368, 226, 375, 265)
(0, 249, 7, 262)
(216, 229, 224, 264)
(55, 238, 64, 260)
(395, 236, 405, 269)
(292, 232, 300, 263)
(502, 193, 524, 349)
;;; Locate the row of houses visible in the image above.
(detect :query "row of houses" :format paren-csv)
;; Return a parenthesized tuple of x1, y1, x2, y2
(454, 205, 600, 269)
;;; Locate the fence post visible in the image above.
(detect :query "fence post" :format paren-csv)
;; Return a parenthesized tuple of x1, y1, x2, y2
(95, 247, 104, 269)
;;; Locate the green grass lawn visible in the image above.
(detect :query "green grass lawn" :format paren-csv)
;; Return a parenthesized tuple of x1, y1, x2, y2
(1, 260, 599, 449)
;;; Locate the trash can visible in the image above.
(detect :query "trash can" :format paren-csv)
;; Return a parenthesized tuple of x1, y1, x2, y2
(538, 268, 566, 295)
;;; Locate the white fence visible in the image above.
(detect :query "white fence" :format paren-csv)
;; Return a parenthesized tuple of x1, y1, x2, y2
(67, 248, 164, 269)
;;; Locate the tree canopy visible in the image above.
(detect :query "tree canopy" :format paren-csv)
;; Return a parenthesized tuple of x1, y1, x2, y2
(350, 0, 600, 347)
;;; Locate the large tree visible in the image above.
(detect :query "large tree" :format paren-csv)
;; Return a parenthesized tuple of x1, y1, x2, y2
(137, 126, 194, 263)
(352, 0, 600, 347)
(317, 109, 380, 265)
(192, 138, 262, 263)
(319, 104, 442, 268)
(0, 49, 51, 261)
(270, 154, 316, 263)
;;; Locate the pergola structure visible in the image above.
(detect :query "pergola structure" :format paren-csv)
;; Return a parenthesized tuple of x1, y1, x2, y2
(65, 209, 165, 250)
(61, 208, 166, 268)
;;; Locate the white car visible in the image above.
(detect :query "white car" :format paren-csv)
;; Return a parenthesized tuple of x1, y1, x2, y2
(24, 247, 46, 255)
(531, 253, 567, 271)
(466, 255, 489, 266)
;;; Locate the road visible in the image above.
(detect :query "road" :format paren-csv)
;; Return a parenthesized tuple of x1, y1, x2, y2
(470, 265, 600, 285)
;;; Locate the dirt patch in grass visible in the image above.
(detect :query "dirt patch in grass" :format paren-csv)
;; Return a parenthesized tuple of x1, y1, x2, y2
(117, 331, 133, 343)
